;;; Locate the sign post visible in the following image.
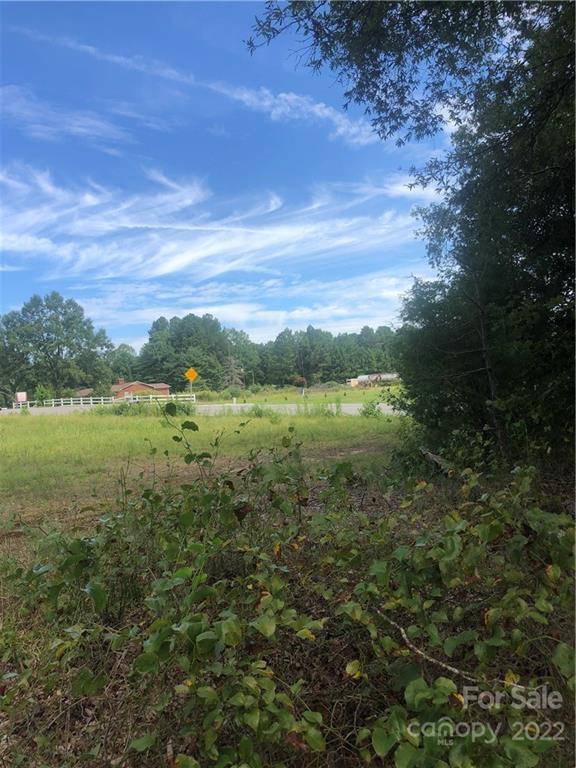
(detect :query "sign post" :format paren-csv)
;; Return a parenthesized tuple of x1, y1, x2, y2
(185, 368, 199, 393)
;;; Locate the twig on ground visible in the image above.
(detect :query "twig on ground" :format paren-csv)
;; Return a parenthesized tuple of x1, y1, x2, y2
(374, 608, 537, 692)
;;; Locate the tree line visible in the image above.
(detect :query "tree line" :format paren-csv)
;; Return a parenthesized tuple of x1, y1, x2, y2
(0, 293, 397, 401)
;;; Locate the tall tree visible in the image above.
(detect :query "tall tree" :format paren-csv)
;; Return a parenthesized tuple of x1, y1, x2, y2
(398, 3, 574, 453)
(107, 344, 138, 382)
(250, 1, 557, 143)
(251, 1, 575, 456)
(0, 292, 112, 396)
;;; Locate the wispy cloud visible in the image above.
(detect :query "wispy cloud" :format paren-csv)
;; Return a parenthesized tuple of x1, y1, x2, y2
(1, 84, 179, 151)
(74, 268, 430, 346)
(13, 26, 195, 85)
(13, 26, 378, 147)
(1, 85, 132, 150)
(0, 164, 429, 343)
(0, 165, 418, 284)
(209, 83, 378, 146)
(0, 263, 25, 272)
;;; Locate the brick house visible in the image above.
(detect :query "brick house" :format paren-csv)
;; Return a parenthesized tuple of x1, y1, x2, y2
(110, 378, 171, 399)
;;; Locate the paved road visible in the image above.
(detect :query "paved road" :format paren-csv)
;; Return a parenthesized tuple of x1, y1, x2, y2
(0, 402, 396, 417)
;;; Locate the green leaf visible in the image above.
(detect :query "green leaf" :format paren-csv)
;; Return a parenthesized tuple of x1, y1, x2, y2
(219, 615, 242, 647)
(302, 710, 323, 725)
(164, 402, 177, 416)
(181, 420, 199, 431)
(443, 629, 478, 658)
(372, 727, 397, 757)
(433, 676, 457, 701)
(503, 739, 539, 767)
(195, 630, 218, 654)
(175, 756, 200, 768)
(196, 686, 218, 704)
(394, 741, 419, 768)
(368, 560, 390, 586)
(304, 726, 326, 752)
(250, 611, 277, 638)
(552, 642, 575, 679)
(244, 707, 260, 732)
(133, 652, 159, 675)
(404, 677, 432, 710)
(439, 533, 461, 562)
(129, 733, 155, 752)
(238, 735, 254, 760)
(83, 581, 107, 613)
(172, 567, 194, 580)
(345, 659, 362, 679)
(228, 691, 246, 707)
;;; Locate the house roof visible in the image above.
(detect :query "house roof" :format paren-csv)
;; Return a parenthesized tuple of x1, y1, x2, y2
(110, 380, 170, 392)
(357, 373, 399, 381)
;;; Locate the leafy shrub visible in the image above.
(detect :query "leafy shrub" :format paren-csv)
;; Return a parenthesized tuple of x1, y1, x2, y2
(33, 384, 55, 405)
(249, 404, 282, 422)
(193, 389, 222, 402)
(2, 418, 573, 767)
(360, 398, 382, 418)
(93, 400, 196, 417)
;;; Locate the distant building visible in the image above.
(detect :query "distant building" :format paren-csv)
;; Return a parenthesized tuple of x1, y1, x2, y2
(110, 378, 171, 399)
(346, 373, 399, 387)
(76, 387, 94, 397)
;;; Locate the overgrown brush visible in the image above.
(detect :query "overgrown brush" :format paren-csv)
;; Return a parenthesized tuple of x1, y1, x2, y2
(93, 401, 197, 417)
(1, 405, 573, 767)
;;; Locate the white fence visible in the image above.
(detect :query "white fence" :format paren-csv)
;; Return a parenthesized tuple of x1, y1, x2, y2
(11, 393, 196, 409)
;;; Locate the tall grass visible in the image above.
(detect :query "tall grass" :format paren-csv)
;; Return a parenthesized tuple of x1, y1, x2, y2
(191, 385, 394, 404)
(0, 412, 401, 511)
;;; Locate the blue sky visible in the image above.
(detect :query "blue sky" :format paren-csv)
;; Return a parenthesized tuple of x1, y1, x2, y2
(0, 2, 447, 348)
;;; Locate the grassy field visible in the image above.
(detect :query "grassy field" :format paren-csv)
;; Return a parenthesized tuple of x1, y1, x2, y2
(0, 411, 402, 539)
(193, 385, 397, 404)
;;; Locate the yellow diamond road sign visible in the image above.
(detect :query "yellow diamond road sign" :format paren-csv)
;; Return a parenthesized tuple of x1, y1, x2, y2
(185, 367, 199, 382)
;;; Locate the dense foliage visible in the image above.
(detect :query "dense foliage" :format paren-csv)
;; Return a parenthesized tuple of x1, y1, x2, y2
(252, 0, 575, 461)
(0, 292, 113, 402)
(139, 317, 395, 391)
(3, 414, 573, 766)
(396, 2, 574, 460)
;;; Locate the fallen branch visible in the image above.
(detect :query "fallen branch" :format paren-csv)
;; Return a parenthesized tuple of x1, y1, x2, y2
(374, 608, 537, 693)
(419, 447, 454, 476)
